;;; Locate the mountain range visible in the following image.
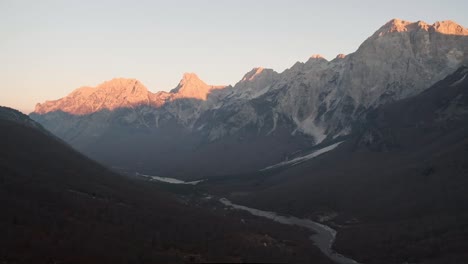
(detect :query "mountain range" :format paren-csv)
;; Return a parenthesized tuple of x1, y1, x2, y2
(30, 19, 468, 178)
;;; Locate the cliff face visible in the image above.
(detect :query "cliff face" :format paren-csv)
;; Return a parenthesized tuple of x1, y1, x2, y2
(197, 20, 468, 144)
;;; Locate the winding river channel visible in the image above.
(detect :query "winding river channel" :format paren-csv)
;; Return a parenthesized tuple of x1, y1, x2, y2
(138, 173, 361, 264)
(219, 198, 360, 264)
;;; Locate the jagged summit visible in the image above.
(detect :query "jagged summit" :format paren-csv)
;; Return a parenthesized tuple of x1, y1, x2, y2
(374, 18, 468, 37)
(433, 20, 468, 35)
(171, 73, 225, 100)
(305, 54, 329, 65)
(228, 67, 280, 100)
(335, 54, 347, 59)
(241, 67, 276, 82)
(180, 72, 204, 84)
(310, 54, 326, 60)
(171, 73, 206, 93)
(241, 67, 261, 82)
(380, 18, 413, 32)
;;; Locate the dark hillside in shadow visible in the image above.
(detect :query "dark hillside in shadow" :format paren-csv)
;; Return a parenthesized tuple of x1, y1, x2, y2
(0, 107, 330, 263)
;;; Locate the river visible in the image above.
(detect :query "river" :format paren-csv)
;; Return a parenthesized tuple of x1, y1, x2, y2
(137, 173, 361, 264)
(220, 198, 360, 264)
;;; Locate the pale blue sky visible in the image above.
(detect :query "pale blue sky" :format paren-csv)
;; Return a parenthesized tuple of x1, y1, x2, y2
(1, 0, 467, 113)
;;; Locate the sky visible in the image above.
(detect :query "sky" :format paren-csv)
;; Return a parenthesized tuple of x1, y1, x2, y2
(1, 0, 467, 113)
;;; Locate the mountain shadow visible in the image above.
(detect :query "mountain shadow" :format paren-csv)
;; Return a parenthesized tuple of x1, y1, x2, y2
(0, 106, 332, 263)
(30, 95, 315, 179)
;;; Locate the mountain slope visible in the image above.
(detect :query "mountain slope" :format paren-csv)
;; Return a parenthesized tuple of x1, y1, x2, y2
(219, 66, 468, 264)
(0, 106, 47, 132)
(0, 107, 330, 263)
(30, 19, 468, 178)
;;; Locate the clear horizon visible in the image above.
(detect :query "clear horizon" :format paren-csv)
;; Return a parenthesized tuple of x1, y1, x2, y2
(1, 0, 467, 113)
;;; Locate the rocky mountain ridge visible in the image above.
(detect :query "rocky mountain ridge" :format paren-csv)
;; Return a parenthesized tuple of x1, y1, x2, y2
(221, 65, 468, 264)
(375, 19, 468, 36)
(31, 19, 468, 177)
(34, 74, 225, 115)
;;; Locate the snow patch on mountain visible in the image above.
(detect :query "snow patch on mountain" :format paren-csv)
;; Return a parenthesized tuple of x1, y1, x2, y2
(451, 71, 467, 87)
(260, 141, 344, 171)
(137, 173, 204, 185)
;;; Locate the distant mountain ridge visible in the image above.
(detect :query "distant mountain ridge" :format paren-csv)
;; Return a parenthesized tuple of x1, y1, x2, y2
(34, 74, 225, 115)
(31, 19, 468, 177)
